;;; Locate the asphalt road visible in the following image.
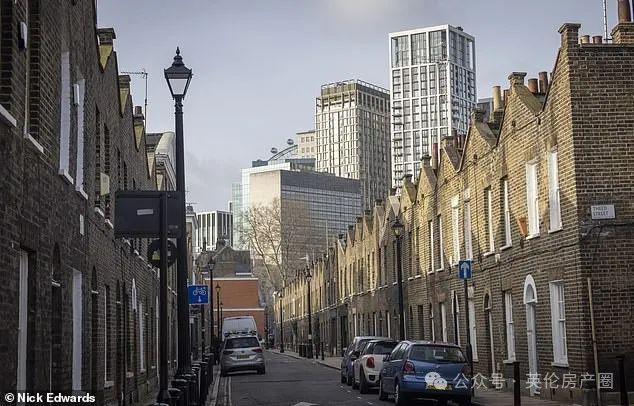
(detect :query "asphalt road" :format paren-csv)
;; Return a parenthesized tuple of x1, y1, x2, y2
(213, 350, 462, 406)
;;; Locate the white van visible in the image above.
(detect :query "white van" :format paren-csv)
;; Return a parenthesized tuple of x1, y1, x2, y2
(221, 316, 257, 340)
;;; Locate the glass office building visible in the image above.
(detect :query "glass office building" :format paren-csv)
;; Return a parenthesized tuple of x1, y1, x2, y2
(389, 25, 476, 187)
(315, 80, 391, 210)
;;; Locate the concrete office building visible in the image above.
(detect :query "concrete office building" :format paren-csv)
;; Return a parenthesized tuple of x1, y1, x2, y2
(249, 169, 362, 270)
(389, 25, 476, 187)
(196, 210, 233, 251)
(296, 130, 316, 159)
(315, 80, 391, 210)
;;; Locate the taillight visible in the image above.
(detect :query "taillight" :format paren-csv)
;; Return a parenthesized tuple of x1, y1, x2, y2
(366, 357, 375, 369)
(253, 348, 263, 353)
(403, 361, 415, 375)
(223, 350, 234, 355)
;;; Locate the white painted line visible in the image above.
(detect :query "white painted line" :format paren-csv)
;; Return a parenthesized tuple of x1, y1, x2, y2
(227, 377, 232, 406)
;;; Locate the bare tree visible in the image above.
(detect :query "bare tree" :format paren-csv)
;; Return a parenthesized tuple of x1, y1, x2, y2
(240, 197, 310, 291)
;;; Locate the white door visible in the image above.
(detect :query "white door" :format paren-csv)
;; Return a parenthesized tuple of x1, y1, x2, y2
(487, 310, 495, 374)
(526, 303, 538, 394)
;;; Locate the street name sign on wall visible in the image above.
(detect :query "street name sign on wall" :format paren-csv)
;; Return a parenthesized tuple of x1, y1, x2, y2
(188, 285, 209, 305)
(114, 191, 183, 238)
(591, 204, 615, 220)
(458, 260, 472, 280)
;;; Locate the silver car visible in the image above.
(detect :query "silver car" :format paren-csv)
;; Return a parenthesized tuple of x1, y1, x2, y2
(220, 335, 265, 376)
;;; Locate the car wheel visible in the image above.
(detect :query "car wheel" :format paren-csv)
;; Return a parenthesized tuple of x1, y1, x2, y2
(359, 370, 369, 394)
(394, 382, 409, 406)
(352, 373, 359, 390)
(378, 377, 388, 401)
(340, 372, 347, 384)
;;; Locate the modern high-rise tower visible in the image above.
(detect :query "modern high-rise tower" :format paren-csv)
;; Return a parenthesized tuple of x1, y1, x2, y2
(315, 80, 391, 210)
(389, 25, 476, 187)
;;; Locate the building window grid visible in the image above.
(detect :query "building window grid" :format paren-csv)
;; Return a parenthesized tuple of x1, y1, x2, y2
(485, 187, 494, 253)
(502, 178, 512, 247)
(550, 281, 568, 365)
(504, 292, 516, 361)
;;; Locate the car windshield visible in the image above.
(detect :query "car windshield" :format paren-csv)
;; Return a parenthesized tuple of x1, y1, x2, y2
(374, 342, 397, 355)
(225, 337, 260, 349)
(409, 345, 466, 363)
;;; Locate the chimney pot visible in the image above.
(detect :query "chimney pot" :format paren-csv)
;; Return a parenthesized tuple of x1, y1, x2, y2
(97, 28, 116, 45)
(580, 34, 591, 44)
(592, 35, 604, 43)
(374, 198, 383, 206)
(538, 72, 550, 94)
(134, 106, 143, 116)
(119, 75, 131, 88)
(508, 72, 527, 86)
(527, 78, 539, 93)
(618, 0, 632, 23)
(492, 86, 503, 111)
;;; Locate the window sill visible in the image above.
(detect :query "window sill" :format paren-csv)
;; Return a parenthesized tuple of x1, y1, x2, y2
(407, 276, 415, 281)
(105, 219, 114, 229)
(94, 207, 105, 218)
(548, 227, 563, 234)
(551, 361, 569, 368)
(124, 239, 131, 247)
(392, 282, 397, 285)
(76, 187, 88, 200)
(24, 132, 44, 154)
(104, 380, 114, 388)
(502, 358, 517, 364)
(526, 234, 540, 240)
(126, 371, 134, 378)
(483, 251, 495, 258)
(435, 267, 444, 272)
(0, 104, 17, 127)
(133, 249, 140, 256)
(59, 168, 74, 184)
(414, 274, 422, 279)
(500, 244, 512, 251)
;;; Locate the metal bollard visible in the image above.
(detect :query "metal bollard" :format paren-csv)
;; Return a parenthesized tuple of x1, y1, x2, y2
(199, 361, 209, 402)
(513, 361, 521, 406)
(171, 378, 189, 406)
(184, 371, 199, 406)
(167, 386, 183, 406)
(616, 355, 629, 406)
(321, 342, 325, 361)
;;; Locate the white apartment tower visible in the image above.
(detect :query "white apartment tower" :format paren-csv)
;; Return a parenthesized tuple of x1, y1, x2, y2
(315, 80, 391, 210)
(389, 25, 476, 187)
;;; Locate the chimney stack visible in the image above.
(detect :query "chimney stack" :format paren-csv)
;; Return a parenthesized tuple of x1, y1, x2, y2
(431, 143, 439, 170)
(538, 72, 549, 94)
(503, 89, 510, 106)
(592, 35, 604, 43)
(492, 86, 503, 111)
(618, 0, 632, 23)
(527, 78, 539, 93)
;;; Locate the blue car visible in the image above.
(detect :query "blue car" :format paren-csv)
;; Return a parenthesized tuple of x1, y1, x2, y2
(379, 341, 472, 406)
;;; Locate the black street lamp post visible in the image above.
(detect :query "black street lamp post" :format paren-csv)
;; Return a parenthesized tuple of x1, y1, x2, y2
(164, 47, 193, 378)
(216, 284, 221, 343)
(392, 218, 406, 341)
(278, 291, 285, 353)
(208, 259, 215, 355)
(306, 266, 313, 359)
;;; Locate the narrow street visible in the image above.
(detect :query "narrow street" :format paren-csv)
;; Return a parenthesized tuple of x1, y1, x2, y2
(214, 351, 459, 406)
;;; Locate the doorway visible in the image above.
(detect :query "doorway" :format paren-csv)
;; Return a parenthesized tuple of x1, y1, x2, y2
(524, 276, 538, 395)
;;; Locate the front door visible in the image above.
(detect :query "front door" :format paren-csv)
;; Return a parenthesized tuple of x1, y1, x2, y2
(526, 302, 538, 395)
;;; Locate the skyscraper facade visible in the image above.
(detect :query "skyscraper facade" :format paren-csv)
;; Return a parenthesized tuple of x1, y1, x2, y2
(389, 25, 476, 187)
(196, 210, 233, 252)
(315, 80, 391, 210)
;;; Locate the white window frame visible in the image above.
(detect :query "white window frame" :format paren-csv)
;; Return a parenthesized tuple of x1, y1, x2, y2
(440, 302, 448, 342)
(504, 291, 516, 361)
(17, 250, 29, 392)
(59, 51, 73, 182)
(526, 162, 540, 237)
(72, 269, 83, 391)
(75, 79, 86, 196)
(502, 178, 512, 247)
(549, 281, 568, 366)
(451, 196, 460, 265)
(464, 189, 473, 260)
(485, 187, 495, 253)
(468, 289, 479, 361)
(428, 220, 435, 273)
(548, 148, 562, 232)
(437, 214, 444, 271)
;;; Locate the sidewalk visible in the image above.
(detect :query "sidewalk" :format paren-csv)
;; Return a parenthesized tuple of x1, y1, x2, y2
(268, 348, 341, 370)
(472, 389, 573, 406)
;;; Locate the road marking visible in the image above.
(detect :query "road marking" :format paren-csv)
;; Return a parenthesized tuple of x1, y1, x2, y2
(209, 367, 221, 406)
(291, 403, 318, 406)
(227, 377, 232, 406)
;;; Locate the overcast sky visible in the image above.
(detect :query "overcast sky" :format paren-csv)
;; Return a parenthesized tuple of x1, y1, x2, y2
(98, 0, 611, 212)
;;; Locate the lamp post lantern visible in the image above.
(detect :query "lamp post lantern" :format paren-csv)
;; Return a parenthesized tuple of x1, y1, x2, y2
(164, 47, 193, 378)
(392, 217, 406, 341)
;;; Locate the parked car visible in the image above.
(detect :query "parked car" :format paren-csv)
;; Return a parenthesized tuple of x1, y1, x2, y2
(222, 316, 258, 340)
(220, 335, 265, 376)
(340, 336, 387, 385)
(352, 339, 398, 393)
(379, 341, 471, 406)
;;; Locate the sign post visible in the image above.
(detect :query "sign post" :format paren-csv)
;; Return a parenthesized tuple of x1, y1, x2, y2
(459, 260, 474, 392)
